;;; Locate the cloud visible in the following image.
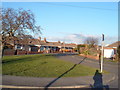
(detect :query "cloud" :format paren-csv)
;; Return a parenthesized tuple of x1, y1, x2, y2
(104, 35, 118, 45)
(46, 33, 100, 44)
(45, 33, 118, 46)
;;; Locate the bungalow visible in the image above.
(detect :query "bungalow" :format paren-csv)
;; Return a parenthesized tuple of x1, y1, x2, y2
(37, 38, 77, 53)
(3, 37, 77, 55)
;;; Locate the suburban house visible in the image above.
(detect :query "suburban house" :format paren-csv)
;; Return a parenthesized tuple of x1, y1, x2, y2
(103, 41, 120, 58)
(3, 37, 77, 55)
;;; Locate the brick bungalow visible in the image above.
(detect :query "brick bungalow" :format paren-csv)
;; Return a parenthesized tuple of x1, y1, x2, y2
(3, 37, 77, 55)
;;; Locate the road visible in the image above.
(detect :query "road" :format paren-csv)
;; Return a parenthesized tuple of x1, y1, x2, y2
(55, 53, 118, 88)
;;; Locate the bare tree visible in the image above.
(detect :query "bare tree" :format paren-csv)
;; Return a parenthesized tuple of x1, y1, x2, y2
(1, 8, 41, 56)
(84, 37, 99, 48)
(17, 34, 34, 39)
(17, 34, 34, 46)
(81, 37, 99, 56)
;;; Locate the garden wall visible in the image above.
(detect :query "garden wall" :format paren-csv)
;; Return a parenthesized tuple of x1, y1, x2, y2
(17, 50, 27, 55)
(79, 54, 99, 60)
(3, 50, 43, 55)
(3, 49, 15, 55)
(28, 51, 43, 54)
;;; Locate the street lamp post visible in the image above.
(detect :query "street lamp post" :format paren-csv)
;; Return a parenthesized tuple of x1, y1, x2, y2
(101, 34, 104, 73)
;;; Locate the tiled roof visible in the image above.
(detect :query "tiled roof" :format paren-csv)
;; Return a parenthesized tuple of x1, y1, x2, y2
(63, 43, 77, 48)
(40, 42, 77, 47)
(41, 42, 61, 46)
(5, 37, 77, 47)
(107, 41, 120, 47)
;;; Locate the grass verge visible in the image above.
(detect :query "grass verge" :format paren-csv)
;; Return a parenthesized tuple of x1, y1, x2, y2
(104, 58, 118, 63)
(2, 54, 107, 77)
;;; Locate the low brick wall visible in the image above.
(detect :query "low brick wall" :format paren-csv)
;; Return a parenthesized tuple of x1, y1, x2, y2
(3, 50, 44, 55)
(28, 51, 43, 54)
(17, 50, 27, 55)
(79, 54, 99, 60)
(3, 49, 15, 55)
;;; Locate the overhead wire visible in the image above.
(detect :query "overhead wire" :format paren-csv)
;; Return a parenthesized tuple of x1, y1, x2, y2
(39, 2, 117, 11)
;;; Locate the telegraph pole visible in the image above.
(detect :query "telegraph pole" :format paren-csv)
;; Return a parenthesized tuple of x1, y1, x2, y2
(101, 34, 104, 73)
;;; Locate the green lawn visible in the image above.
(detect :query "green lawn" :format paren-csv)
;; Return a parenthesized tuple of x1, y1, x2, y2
(2, 54, 106, 77)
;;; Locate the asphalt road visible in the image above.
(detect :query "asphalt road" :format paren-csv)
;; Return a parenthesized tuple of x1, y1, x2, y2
(55, 53, 118, 88)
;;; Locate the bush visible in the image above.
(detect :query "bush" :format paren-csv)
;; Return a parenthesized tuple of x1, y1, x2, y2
(117, 45, 120, 62)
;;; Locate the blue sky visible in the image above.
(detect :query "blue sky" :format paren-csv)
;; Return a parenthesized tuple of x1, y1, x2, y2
(2, 2, 118, 45)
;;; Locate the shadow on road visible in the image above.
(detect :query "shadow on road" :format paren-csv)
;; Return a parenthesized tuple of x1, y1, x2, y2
(99, 59, 101, 71)
(90, 70, 109, 90)
(44, 57, 87, 90)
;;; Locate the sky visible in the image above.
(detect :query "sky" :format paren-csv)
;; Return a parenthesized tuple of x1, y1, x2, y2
(2, 2, 118, 45)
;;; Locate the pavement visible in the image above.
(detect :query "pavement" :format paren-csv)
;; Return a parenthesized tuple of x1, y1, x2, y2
(1, 53, 119, 89)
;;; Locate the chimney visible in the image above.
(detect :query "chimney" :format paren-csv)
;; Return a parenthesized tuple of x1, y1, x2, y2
(58, 41, 61, 43)
(44, 37, 47, 43)
(38, 37, 41, 41)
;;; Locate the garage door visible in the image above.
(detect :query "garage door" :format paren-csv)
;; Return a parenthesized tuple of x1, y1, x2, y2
(104, 49, 114, 58)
